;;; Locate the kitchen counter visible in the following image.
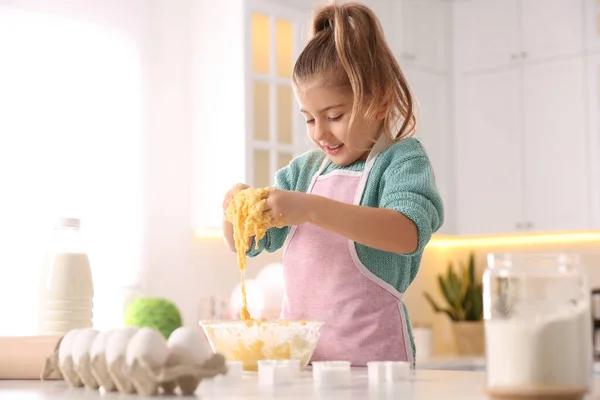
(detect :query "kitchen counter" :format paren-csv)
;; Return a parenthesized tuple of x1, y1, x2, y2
(2, 368, 600, 399)
(417, 355, 600, 375)
(416, 355, 486, 371)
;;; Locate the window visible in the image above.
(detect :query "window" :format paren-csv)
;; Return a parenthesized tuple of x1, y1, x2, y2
(192, 2, 309, 231)
(0, 7, 142, 334)
(247, 9, 307, 188)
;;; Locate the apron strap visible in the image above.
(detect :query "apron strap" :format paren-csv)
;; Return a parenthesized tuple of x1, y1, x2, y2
(316, 155, 330, 176)
(366, 134, 395, 166)
(352, 133, 394, 205)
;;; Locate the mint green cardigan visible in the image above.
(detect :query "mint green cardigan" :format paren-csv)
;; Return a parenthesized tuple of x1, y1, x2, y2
(247, 137, 444, 361)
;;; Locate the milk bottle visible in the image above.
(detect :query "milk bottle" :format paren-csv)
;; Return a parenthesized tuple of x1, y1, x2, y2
(39, 218, 94, 335)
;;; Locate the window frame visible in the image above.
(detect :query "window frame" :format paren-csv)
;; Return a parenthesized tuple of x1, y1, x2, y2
(244, 0, 310, 188)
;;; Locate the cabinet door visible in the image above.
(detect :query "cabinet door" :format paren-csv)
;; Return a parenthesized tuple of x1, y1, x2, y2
(247, 7, 306, 188)
(454, 70, 523, 235)
(403, 68, 452, 232)
(364, 0, 397, 47)
(522, 57, 589, 231)
(521, 0, 584, 62)
(453, 0, 519, 73)
(587, 54, 600, 228)
(584, 0, 600, 52)
(399, 0, 447, 72)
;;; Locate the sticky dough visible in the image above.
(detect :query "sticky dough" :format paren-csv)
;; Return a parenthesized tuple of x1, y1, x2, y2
(225, 187, 272, 321)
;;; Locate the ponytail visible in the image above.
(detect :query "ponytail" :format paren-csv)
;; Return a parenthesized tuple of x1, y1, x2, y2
(293, 2, 416, 142)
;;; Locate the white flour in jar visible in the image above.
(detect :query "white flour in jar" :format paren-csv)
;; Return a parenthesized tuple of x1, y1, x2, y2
(485, 303, 593, 390)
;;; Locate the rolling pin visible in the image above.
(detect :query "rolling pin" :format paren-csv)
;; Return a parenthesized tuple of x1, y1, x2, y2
(0, 335, 63, 380)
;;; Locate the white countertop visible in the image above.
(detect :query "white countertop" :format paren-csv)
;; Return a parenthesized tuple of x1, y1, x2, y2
(2, 368, 600, 399)
(416, 355, 486, 371)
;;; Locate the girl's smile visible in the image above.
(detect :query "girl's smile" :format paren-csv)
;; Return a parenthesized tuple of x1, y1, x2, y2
(322, 142, 344, 155)
(294, 81, 382, 166)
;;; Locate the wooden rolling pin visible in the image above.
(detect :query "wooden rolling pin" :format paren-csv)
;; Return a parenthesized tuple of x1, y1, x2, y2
(0, 335, 63, 380)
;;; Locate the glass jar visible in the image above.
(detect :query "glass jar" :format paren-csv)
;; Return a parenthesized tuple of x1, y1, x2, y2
(483, 253, 593, 398)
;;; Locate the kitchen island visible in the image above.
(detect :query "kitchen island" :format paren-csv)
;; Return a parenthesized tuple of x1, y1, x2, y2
(1, 368, 599, 399)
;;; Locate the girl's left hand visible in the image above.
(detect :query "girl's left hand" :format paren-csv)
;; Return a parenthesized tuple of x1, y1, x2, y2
(265, 188, 314, 227)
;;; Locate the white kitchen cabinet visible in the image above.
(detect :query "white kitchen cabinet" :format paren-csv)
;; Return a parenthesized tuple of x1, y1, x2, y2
(192, 0, 308, 228)
(246, 4, 309, 189)
(454, 56, 590, 235)
(585, 0, 600, 53)
(246, 2, 305, 187)
(403, 68, 452, 233)
(522, 57, 589, 231)
(362, 0, 449, 73)
(454, 0, 585, 74)
(520, 0, 584, 61)
(362, 0, 396, 40)
(587, 54, 600, 228)
(454, 70, 524, 235)
(453, 0, 520, 73)
(397, 0, 448, 73)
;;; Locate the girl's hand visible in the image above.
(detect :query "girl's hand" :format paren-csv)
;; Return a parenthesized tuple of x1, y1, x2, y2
(222, 183, 250, 253)
(223, 183, 249, 218)
(265, 188, 314, 227)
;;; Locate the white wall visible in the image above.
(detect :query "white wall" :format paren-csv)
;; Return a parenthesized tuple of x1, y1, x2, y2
(140, 0, 195, 321)
(140, 0, 285, 326)
(0, 0, 437, 331)
(0, 0, 150, 333)
(0, 0, 284, 329)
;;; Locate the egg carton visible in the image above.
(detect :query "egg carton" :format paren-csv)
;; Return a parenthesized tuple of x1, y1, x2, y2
(41, 326, 228, 396)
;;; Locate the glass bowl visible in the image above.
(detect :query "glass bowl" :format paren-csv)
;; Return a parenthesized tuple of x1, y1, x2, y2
(199, 319, 324, 371)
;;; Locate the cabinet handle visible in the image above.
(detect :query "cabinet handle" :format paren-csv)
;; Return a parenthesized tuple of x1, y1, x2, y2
(510, 53, 519, 61)
(525, 221, 533, 229)
(516, 222, 524, 229)
(520, 51, 528, 59)
(402, 52, 416, 61)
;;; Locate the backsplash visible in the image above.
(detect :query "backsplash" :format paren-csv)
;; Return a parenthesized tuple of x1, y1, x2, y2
(142, 230, 600, 357)
(404, 233, 600, 355)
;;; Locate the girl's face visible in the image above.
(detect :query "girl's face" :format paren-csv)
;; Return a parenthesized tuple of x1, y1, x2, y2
(293, 79, 384, 166)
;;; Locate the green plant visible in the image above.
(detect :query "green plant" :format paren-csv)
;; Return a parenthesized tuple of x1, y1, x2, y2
(423, 252, 483, 322)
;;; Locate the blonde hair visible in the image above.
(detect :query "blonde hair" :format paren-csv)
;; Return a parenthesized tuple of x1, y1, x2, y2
(293, 2, 416, 143)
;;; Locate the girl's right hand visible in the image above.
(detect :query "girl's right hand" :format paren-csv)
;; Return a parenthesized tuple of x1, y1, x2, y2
(223, 183, 250, 218)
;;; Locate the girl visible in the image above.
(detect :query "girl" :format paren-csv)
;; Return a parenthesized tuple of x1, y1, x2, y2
(223, 2, 444, 367)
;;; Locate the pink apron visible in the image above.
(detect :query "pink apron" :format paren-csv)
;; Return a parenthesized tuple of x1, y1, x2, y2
(280, 136, 413, 366)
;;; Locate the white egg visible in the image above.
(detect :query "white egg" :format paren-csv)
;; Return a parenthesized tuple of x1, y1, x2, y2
(71, 328, 99, 367)
(90, 329, 113, 360)
(105, 326, 139, 365)
(68, 328, 100, 389)
(89, 329, 117, 391)
(57, 329, 84, 388)
(105, 327, 140, 394)
(167, 327, 213, 365)
(58, 329, 81, 364)
(126, 327, 169, 369)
